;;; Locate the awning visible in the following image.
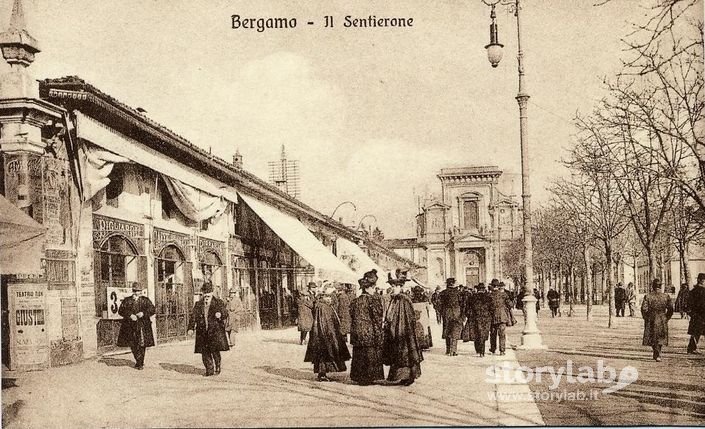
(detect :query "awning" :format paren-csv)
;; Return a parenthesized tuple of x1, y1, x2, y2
(75, 112, 239, 204)
(0, 195, 47, 274)
(336, 238, 388, 285)
(238, 193, 358, 284)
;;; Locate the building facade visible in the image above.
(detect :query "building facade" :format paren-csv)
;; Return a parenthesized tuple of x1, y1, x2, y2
(0, 0, 417, 372)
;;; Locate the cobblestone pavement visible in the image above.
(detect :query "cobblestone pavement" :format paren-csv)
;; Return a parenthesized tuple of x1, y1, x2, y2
(2, 312, 543, 428)
(515, 304, 705, 426)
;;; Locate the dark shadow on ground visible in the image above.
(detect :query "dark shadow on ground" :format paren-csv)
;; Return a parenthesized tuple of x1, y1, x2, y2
(159, 362, 203, 376)
(98, 357, 134, 367)
(256, 364, 313, 381)
(2, 399, 24, 427)
(632, 378, 705, 394)
(1, 378, 17, 389)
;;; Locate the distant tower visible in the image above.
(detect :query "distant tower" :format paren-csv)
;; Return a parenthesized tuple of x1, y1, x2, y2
(268, 145, 300, 199)
(232, 148, 243, 170)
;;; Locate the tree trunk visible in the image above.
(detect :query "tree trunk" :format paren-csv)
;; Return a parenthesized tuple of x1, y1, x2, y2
(606, 242, 615, 328)
(683, 242, 692, 287)
(646, 245, 655, 285)
(584, 246, 593, 321)
(569, 265, 575, 317)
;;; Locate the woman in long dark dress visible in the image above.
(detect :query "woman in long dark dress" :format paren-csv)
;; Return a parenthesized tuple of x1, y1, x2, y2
(304, 287, 351, 381)
(350, 271, 385, 385)
(383, 281, 423, 386)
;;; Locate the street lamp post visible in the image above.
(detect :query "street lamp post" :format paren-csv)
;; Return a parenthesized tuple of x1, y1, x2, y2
(330, 201, 357, 224)
(481, 0, 545, 349)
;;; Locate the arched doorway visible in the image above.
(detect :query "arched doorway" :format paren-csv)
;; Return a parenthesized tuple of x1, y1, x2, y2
(95, 234, 140, 348)
(200, 250, 225, 298)
(155, 245, 191, 341)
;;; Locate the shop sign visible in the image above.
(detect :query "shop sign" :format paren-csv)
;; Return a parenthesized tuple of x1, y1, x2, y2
(8, 283, 49, 371)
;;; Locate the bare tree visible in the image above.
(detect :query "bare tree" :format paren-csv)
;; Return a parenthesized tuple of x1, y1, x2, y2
(562, 137, 630, 327)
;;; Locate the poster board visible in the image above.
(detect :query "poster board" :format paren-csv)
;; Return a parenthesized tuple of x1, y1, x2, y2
(8, 283, 49, 371)
(106, 287, 132, 319)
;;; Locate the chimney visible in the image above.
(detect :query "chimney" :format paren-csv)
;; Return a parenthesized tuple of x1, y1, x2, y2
(233, 149, 243, 170)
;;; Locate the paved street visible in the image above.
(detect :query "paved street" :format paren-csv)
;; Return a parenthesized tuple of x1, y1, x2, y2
(515, 304, 705, 426)
(2, 312, 543, 428)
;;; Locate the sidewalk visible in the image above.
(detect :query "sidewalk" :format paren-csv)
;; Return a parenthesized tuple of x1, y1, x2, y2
(2, 313, 543, 428)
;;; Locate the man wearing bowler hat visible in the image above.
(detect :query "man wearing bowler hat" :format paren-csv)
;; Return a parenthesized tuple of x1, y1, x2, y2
(438, 277, 464, 356)
(489, 280, 515, 356)
(188, 281, 230, 376)
(116, 282, 156, 370)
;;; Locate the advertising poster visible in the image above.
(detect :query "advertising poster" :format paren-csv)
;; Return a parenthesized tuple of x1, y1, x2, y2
(8, 283, 49, 371)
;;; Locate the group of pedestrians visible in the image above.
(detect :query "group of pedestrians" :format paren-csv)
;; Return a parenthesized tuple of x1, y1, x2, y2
(436, 278, 516, 358)
(302, 269, 424, 385)
(116, 280, 237, 376)
(615, 282, 637, 317)
(641, 274, 705, 361)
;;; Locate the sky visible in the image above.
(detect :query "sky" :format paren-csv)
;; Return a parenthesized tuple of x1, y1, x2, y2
(2, 0, 695, 238)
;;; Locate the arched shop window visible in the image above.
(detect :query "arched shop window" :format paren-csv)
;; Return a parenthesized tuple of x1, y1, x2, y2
(155, 245, 191, 340)
(200, 251, 225, 298)
(95, 235, 139, 317)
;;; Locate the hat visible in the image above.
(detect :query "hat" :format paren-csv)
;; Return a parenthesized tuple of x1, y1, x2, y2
(476, 283, 486, 291)
(651, 278, 662, 290)
(201, 281, 214, 294)
(324, 286, 336, 295)
(498, 282, 505, 288)
(446, 278, 456, 287)
(490, 278, 500, 287)
(358, 277, 372, 289)
(363, 269, 378, 285)
(698, 273, 705, 282)
(131, 282, 143, 292)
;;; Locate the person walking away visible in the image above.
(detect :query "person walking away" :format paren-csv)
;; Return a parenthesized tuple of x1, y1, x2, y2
(304, 286, 351, 382)
(336, 283, 353, 342)
(296, 284, 315, 345)
(431, 286, 443, 324)
(226, 288, 244, 346)
(350, 271, 385, 386)
(641, 279, 674, 361)
(687, 273, 705, 354)
(615, 283, 626, 317)
(383, 279, 423, 385)
(188, 281, 230, 376)
(466, 283, 493, 357)
(117, 282, 155, 370)
(411, 282, 433, 350)
(533, 288, 541, 318)
(438, 278, 464, 356)
(547, 286, 560, 318)
(675, 283, 690, 320)
(626, 283, 637, 317)
(489, 281, 515, 356)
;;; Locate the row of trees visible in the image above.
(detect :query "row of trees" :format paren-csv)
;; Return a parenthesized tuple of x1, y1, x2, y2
(509, 1, 704, 328)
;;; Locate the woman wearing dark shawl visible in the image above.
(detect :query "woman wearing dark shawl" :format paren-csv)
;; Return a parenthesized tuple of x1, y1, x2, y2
(304, 286, 351, 381)
(383, 278, 424, 386)
(350, 270, 385, 385)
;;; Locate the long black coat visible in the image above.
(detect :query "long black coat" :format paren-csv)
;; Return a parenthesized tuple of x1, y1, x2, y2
(641, 291, 674, 346)
(438, 287, 464, 340)
(465, 292, 493, 342)
(117, 296, 156, 348)
(383, 293, 423, 369)
(304, 299, 351, 370)
(336, 291, 352, 336)
(297, 294, 314, 332)
(189, 297, 230, 354)
(350, 293, 384, 348)
(688, 285, 705, 336)
(490, 289, 514, 326)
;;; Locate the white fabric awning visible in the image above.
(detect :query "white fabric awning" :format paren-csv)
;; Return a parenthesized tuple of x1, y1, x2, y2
(0, 194, 46, 274)
(336, 238, 388, 285)
(75, 111, 239, 204)
(239, 193, 358, 284)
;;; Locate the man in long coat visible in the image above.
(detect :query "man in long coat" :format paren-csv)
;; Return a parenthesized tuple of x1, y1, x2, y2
(431, 286, 442, 324)
(465, 283, 493, 357)
(687, 273, 705, 354)
(489, 281, 515, 355)
(305, 287, 351, 381)
(350, 271, 385, 385)
(188, 281, 230, 376)
(383, 280, 423, 385)
(336, 283, 352, 342)
(297, 284, 315, 345)
(615, 283, 626, 317)
(226, 288, 244, 346)
(547, 286, 561, 318)
(641, 279, 674, 361)
(438, 277, 464, 356)
(117, 282, 155, 370)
